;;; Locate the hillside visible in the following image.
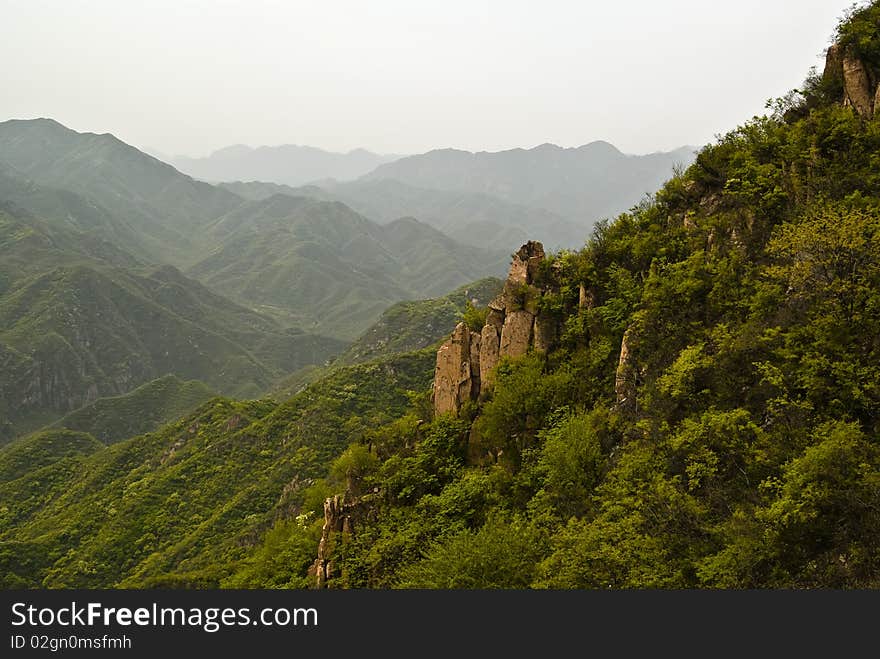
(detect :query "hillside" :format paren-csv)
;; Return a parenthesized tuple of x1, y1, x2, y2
(221, 179, 585, 250)
(293, 7, 880, 589)
(190, 194, 509, 339)
(172, 144, 401, 186)
(271, 277, 503, 399)
(362, 141, 695, 225)
(0, 349, 435, 588)
(2, 3, 878, 593)
(0, 119, 243, 266)
(337, 277, 503, 365)
(50, 375, 216, 444)
(0, 208, 345, 440)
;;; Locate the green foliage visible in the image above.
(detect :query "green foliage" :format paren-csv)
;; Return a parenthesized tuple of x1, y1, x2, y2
(461, 299, 488, 332)
(51, 376, 216, 444)
(0, 349, 435, 587)
(396, 515, 547, 588)
(4, 6, 880, 590)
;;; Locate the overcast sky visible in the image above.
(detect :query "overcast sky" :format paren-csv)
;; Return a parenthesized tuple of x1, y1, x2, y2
(1, 0, 856, 157)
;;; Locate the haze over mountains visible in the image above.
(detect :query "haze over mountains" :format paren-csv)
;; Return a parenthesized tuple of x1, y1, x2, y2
(172, 144, 401, 187)
(211, 141, 695, 250)
(0, 117, 689, 442)
(0, 118, 511, 439)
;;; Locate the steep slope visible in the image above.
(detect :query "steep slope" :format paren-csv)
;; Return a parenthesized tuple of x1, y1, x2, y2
(220, 179, 585, 250)
(0, 349, 435, 588)
(362, 141, 695, 224)
(189, 194, 509, 339)
(0, 209, 346, 440)
(271, 276, 503, 399)
(172, 144, 401, 186)
(0, 118, 243, 265)
(50, 375, 216, 444)
(293, 8, 880, 590)
(337, 277, 502, 365)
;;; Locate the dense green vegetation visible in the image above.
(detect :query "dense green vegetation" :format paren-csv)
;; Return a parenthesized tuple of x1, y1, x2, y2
(0, 349, 434, 587)
(50, 375, 216, 444)
(2, 5, 878, 591)
(191, 195, 508, 339)
(290, 8, 880, 589)
(0, 204, 345, 440)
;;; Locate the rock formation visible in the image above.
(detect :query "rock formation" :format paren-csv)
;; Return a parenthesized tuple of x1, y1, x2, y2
(309, 494, 358, 588)
(433, 241, 560, 415)
(824, 42, 878, 120)
(433, 322, 479, 416)
(843, 54, 875, 119)
(615, 328, 638, 410)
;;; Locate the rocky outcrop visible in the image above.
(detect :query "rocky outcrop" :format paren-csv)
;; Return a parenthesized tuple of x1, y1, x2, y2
(824, 42, 878, 120)
(309, 494, 358, 588)
(533, 315, 557, 354)
(500, 310, 533, 358)
(479, 323, 501, 391)
(433, 322, 479, 415)
(433, 241, 560, 415)
(843, 55, 875, 119)
(615, 328, 638, 410)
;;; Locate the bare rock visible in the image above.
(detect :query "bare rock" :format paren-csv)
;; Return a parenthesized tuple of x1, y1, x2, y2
(469, 330, 482, 395)
(500, 310, 534, 359)
(533, 315, 557, 353)
(433, 322, 476, 415)
(843, 55, 874, 119)
(615, 327, 637, 409)
(579, 283, 595, 310)
(486, 307, 505, 331)
(311, 494, 356, 588)
(508, 241, 546, 285)
(479, 324, 501, 393)
(823, 43, 843, 83)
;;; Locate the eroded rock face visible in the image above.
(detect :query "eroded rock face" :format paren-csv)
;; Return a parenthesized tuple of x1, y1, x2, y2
(508, 240, 545, 285)
(843, 55, 875, 119)
(433, 322, 477, 416)
(823, 42, 878, 120)
(479, 324, 500, 393)
(433, 241, 551, 415)
(500, 310, 533, 358)
(533, 315, 557, 354)
(615, 328, 637, 410)
(309, 494, 357, 588)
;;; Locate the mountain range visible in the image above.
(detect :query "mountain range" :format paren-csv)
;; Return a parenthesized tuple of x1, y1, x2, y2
(216, 142, 695, 250)
(172, 144, 401, 187)
(2, 3, 879, 591)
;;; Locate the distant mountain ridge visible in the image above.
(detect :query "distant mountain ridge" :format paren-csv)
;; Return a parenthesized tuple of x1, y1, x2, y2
(218, 140, 695, 250)
(361, 141, 696, 223)
(172, 143, 402, 186)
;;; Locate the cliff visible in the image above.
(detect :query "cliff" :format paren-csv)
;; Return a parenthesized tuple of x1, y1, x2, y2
(432, 241, 559, 415)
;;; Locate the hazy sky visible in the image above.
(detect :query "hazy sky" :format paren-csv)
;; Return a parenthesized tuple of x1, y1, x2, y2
(2, 0, 856, 157)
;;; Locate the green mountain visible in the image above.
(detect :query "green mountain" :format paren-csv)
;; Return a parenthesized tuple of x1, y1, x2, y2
(337, 277, 502, 365)
(3, 3, 879, 593)
(271, 277, 503, 399)
(220, 179, 584, 250)
(0, 429, 102, 484)
(0, 205, 345, 441)
(361, 141, 696, 226)
(50, 375, 216, 444)
(0, 118, 242, 266)
(0, 350, 435, 588)
(302, 8, 880, 589)
(189, 194, 509, 339)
